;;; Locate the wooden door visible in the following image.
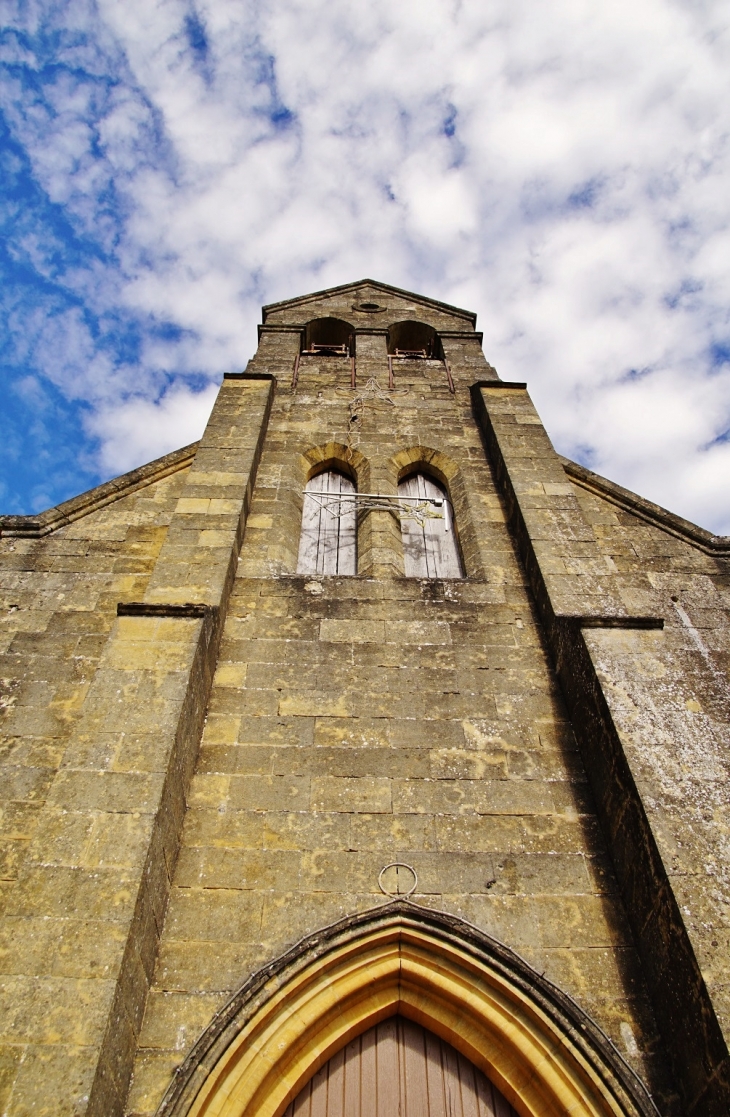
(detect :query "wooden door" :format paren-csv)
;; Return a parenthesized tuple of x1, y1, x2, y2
(283, 1016, 520, 1117)
(399, 474, 464, 579)
(297, 470, 357, 576)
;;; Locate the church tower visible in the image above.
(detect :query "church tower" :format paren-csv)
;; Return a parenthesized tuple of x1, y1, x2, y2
(1, 281, 728, 1117)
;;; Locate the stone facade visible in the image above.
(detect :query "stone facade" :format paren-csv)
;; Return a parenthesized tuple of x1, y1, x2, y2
(0, 280, 728, 1117)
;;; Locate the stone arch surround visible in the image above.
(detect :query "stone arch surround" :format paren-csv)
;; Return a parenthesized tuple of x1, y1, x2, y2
(155, 903, 657, 1117)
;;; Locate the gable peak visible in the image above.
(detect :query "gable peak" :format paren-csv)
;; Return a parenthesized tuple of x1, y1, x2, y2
(261, 278, 477, 327)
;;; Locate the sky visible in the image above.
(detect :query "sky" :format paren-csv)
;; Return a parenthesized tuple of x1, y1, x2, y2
(1, 0, 729, 534)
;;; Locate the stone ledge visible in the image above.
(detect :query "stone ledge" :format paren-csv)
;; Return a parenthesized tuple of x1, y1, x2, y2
(256, 324, 305, 341)
(474, 379, 528, 390)
(571, 615, 664, 630)
(223, 371, 277, 380)
(116, 602, 217, 619)
(439, 330, 485, 342)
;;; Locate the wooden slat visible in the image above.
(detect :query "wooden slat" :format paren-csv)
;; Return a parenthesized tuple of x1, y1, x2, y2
(297, 470, 357, 576)
(286, 1016, 519, 1117)
(442, 1035, 464, 1117)
(474, 1058, 499, 1117)
(376, 1018, 399, 1117)
(402, 1018, 429, 1117)
(399, 473, 464, 579)
(310, 1062, 329, 1117)
(335, 472, 357, 575)
(424, 1027, 448, 1117)
(360, 1025, 378, 1117)
(457, 1050, 482, 1117)
(327, 1045, 346, 1117)
(343, 1035, 362, 1117)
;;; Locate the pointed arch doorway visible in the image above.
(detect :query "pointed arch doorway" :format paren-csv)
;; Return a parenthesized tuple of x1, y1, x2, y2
(156, 902, 658, 1117)
(285, 1016, 518, 1117)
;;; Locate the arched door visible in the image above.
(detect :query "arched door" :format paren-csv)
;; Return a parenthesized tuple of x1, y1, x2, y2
(284, 1017, 519, 1117)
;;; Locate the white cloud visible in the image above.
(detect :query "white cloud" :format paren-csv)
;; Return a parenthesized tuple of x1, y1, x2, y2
(87, 382, 219, 475)
(4, 0, 730, 531)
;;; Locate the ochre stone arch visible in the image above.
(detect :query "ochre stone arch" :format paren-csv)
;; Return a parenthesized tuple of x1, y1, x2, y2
(156, 903, 656, 1117)
(389, 446, 479, 577)
(299, 442, 369, 492)
(391, 445, 458, 490)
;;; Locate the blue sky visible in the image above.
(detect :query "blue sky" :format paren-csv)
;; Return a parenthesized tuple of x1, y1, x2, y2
(1, 0, 730, 532)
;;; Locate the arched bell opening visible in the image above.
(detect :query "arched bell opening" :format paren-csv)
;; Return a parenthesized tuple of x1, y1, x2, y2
(387, 321, 443, 360)
(303, 317, 355, 356)
(155, 902, 657, 1117)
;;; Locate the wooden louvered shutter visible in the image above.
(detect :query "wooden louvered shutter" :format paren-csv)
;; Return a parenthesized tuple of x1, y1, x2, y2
(399, 473, 464, 579)
(297, 470, 357, 576)
(284, 1017, 519, 1117)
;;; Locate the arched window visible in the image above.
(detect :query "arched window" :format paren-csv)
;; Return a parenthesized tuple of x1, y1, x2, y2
(297, 470, 357, 576)
(399, 473, 464, 578)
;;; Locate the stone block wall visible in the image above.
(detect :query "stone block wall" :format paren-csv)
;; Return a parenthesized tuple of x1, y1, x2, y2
(2, 281, 728, 1117)
(0, 460, 193, 1114)
(124, 286, 681, 1115)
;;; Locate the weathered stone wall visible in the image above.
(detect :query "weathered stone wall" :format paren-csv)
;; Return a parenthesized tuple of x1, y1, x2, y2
(0, 373, 275, 1117)
(569, 473, 730, 1111)
(472, 380, 730, 1113)
(125, 288, 679, 1116)
(3, 281, 728, 1117)
(0, 460, 192, 1113)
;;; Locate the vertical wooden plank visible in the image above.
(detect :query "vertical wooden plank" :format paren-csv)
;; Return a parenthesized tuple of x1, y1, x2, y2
(456, 1052, 480, 1117)
(401, 1018, 430, 1117)
(375, 1018, 399, 1117)
(297, 484, 322, 574)
(399, 475, 428, 578)
(327, 1047, 346, 1117)
(441, 1038, 464, 1117)
(439, 492, 464, 578)
(419, 474, 439, 579)
(473, 1063, 497, 1117)
(360, 1022, 378, 1117)
(491, 1089, 516, 1117)
(424, 1029, 448, 1117)
(309, 1062, 329, 1117)
(320, 470, 339, 576)
(397, 1019, 408, 1117)
(337, 474, 357, 575)
(343, 1034, 362, 1117)
(292, 1075, 312, 1117)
